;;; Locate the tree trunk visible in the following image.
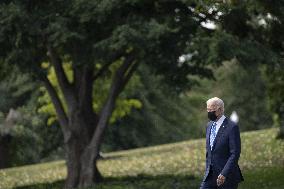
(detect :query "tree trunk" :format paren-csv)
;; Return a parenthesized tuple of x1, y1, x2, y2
(45, 45, 138, 188)
(64, 112, 104, 188)
(76, 57, 136, 187)
(64, 141, 103, 188)
(64, 139, 104, 187)
(65, 136, 82, 188)
(77, 146, 100, 188)
(78, 96, 117, 187)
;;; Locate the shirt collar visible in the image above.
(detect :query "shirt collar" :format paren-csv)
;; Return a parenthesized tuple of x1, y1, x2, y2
(215, 114, 226, 125)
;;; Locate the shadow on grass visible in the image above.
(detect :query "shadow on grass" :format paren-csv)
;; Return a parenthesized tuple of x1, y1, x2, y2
(14, 174, 198, 189)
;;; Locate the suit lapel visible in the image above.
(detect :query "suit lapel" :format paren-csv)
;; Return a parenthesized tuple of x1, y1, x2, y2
(206, 122, 212, 152)
(212, 117, 228, 151)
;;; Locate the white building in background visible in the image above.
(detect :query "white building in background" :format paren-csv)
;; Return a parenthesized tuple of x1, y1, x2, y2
(230, 111, 239, 123)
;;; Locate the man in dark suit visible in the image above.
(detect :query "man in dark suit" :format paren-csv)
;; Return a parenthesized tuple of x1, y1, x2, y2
(200, 97, 244, 189)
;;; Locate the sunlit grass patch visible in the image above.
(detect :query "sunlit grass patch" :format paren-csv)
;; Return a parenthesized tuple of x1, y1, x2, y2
(0, 161, 66, 188)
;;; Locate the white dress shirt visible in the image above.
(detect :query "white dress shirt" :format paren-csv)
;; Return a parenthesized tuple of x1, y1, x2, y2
(214, 114, 226, 134)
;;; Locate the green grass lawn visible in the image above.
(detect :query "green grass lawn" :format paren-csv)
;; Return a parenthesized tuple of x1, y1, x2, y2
(0, 128, 283, 189)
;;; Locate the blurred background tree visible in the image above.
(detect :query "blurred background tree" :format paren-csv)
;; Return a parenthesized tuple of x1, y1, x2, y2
(0, 68, 63, 168)
(223, 0, 284, 137)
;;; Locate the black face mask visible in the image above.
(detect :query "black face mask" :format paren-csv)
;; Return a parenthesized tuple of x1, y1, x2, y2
(208, 111, 217, 121)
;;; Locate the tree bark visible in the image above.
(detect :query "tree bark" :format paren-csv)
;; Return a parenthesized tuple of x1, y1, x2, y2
(63, 103, 103, 188)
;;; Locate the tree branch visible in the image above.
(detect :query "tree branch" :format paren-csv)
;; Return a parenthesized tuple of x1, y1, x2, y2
(86, 55, 136, 157)
(93, 49, 127, 81)
(92, 62, 112, 81)
(42, 76, 71, 143)
(119, 61, 139, 93)
(46, 44, 75, 105)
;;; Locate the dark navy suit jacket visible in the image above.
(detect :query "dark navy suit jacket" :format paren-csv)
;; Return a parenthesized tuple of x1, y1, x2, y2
(203, 117, 244, 186)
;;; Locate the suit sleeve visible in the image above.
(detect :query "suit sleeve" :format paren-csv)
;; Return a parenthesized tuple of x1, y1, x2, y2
(205, 122, 211, 168)
(221, 124, 241, 177)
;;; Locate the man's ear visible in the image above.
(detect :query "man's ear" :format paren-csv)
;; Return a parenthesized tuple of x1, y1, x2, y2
(217, 107, 222, 115)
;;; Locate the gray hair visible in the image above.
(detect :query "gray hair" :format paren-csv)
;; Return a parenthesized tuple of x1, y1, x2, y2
(206, 97, 224, 113)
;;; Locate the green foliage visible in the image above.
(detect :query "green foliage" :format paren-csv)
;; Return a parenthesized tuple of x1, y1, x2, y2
(7, 108, 46, 166)
(0, 70, 36, 113)
(216, 61, 272, 131)
(1, 97, 63, 167)
(0, 69, 63, 167)
(37, 63, 69, 125)
(186, 61, 272, 131)
(250, 0, 284, 136)
(184, 0, 284, 136)
(0, 0, 214, 91)
(0, 68, 40, 166)
(102, 65, 202, 151)
(93, 60, 143, 124)
(229, 1, 284, 135)
(38, 61, 142, 125)
(263, 65, 284, 136)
